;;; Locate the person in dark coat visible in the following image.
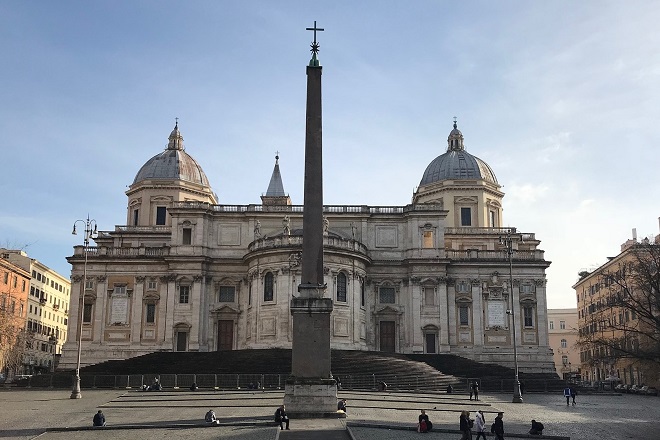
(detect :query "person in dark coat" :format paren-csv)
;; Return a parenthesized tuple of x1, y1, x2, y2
(418, 409, 432, 432)
(493, 412, 504, 440)
(459, 410, 472, 440)
(529, 419, 544, 435)
(471, 381, 480, 401)
(274, 405, 289, 430)
(92, 410, 106, 427)
(338, 398, 347, 413)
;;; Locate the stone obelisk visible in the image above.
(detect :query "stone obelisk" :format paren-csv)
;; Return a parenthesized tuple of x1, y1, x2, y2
(283, 21, 339, 417)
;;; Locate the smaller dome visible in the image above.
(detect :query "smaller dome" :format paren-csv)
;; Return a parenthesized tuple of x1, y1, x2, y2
(419, 121, 498, 186)
(132, 123, 211, 187)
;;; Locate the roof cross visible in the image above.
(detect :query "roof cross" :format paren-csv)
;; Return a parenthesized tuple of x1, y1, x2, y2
(306, 20, 324, 54)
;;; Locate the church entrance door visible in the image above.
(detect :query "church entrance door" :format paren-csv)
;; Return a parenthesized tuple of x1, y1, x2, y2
(217, 320, 234, 351)
(425, 333, 436, 353)
(176, 331, 187, 352)
(380, 321, 395, 352)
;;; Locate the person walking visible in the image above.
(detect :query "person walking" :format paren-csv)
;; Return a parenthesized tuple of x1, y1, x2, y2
(570, 387, 577, 406)
(459, 410, 473, 440)
(472, 381, 480, 401)
(492, 412, 504, 440)
(563, 386, 571, 405)
(474, 410, 487, 440)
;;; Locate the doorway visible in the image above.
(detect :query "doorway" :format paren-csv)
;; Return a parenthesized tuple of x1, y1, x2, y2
(175, 331, 187, 352)
(217, 320, 234, 351)
(425, 333, 437, 353)
(379, 321, 395, 352)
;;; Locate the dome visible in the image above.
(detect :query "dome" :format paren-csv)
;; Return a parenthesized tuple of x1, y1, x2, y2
(419, 122, 498, 186)
(132, 123, 211, 187)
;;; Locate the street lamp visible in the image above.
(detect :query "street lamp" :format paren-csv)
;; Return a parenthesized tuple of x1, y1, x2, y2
(500, 229, 523, 403)
(70, 215, 97, 399)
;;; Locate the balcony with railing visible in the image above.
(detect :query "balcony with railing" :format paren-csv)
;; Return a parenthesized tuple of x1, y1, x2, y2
(171, 202, 444, 215)
(445, 249, 546, 261)
(72, 245, 169, 258)
(248, 235, 369, 256)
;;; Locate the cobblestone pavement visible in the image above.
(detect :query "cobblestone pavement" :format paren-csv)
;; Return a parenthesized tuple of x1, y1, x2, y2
(0, 388, 656, 440)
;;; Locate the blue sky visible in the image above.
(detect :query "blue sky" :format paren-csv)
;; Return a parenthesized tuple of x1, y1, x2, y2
(2, 1, 659, 308)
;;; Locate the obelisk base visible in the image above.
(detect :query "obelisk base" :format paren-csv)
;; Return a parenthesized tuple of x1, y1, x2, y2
(283, 377, 344, 418)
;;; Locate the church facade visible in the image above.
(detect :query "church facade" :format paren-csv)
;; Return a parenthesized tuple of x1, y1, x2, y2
(59, 121, 555, 373)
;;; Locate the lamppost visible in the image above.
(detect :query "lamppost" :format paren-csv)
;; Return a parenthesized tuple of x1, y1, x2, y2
(70, 215, 97, 399)
(500, 229, 523, 403)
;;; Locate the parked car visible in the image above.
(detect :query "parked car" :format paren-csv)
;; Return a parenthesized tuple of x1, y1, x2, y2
(620, 384, 631, 393)
(629, 385, 641, 394)
(639, 386, 650, 395)
(644, 387, 658, 396)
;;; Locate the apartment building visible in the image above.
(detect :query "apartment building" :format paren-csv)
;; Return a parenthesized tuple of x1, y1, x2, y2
(0, 253, 30, 378)
(547, 308, 579, 380)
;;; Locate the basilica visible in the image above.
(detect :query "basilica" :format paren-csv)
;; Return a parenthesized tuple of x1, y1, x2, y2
(59, 120, 555, 373)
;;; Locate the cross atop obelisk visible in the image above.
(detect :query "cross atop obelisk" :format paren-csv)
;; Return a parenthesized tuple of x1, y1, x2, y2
(306, 20, 324, 66)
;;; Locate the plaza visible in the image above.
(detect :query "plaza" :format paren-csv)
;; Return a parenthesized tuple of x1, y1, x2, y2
(0, 388, 655, 440)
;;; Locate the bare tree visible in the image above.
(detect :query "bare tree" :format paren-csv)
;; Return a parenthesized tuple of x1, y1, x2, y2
(579, 242, 660, 381)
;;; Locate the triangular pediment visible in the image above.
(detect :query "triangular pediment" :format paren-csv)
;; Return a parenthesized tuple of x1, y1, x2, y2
(373, 305, 403, 315)
(211, 304, 241, 315)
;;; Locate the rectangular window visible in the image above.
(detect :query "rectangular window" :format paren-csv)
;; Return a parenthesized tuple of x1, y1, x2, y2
(560, 320, 566, 330)
(22, 280, 26, 291)
(114, 285, 126, 295)
(520, 284, 534, 294)
(147, 280, 157, 290)
(156, 206, 167, 225)
(83, 304, 93, 323)
(133, 209, 139, 226)
(523, 307, 534, 327)
(145, 304, 156, 323)
(489, 210, 496, 227)
(549, 320, 554, 330)
(456, 282, 470, 293)
(85, 279, 94, 290)
(422, 231, 434, 248)
(460, 207, 472, 226)
(182, 228, 192, 245)
(424, 287, 435, 305)
(361, 281, 365, 307)
(218, 286, 235, 302)
(379, 287, 395, 304)
(3, 272, 7, 284)
(179, 285, 190, 304)
(248, 283, 252, 306)
(459, 306, 470, 326)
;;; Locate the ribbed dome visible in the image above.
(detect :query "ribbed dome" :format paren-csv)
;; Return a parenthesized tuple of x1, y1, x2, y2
(419, 122, 498, 186)
(132, 123, 211, 187)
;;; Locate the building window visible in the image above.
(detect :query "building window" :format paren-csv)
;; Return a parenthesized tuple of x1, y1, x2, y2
(264, 272, 274, 302)
(336, 273, 347, 302)
(178, 285, 190, 304)
(360, 281, 365, 307)
(156, 206, 167, 225)
(424, 287, 435, 306)
(182, 228, 192, 245)
(248, 283, 252, 306)
(523, 306, 534, 327)
(562, 355, 568, 365)
(83, 304, 93, 323)
(114, 285, 126, 295)
(132, 209, 139, 226)
(145, 303, 156, 323)
(560, 320, 566, 330)
(460, 207, 472, 226)
(459, 305, 470, 326)
(456, 282, 470, 293)
(561, 338, 567, 348)
(489, 210, 497, 227)
(520, 284, 534, 294)
(422, 231, 434, 248)
(84, 279, 94, 290)
(147, 280, 157, 290)
(549, 320, 554, 330)
(3, 272, 8, 284)
(379, 287, 395, 304)
(218, 286, 235, 302)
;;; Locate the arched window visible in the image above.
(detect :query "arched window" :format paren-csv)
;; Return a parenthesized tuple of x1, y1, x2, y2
(337, 273, 347, 302)
(561, 338, 567, 348)
(264, 272, 274, 302)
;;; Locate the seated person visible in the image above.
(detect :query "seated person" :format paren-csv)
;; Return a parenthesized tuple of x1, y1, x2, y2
(205, 409, 217, 424)
(418, 409, 432, 432)
(274, 405, 289, 430)
(529, 419, 544, 435)
(92, 410, 106, 427)
(190, 382, 198, 391)
(446, 384, 454, 394)
(337, 398, 347, 413)
(378, 381, 388, 391)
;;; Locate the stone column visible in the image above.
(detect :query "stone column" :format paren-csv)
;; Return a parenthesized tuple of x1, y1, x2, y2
(130, 278, 144, 343)
(437, 281, 450, 351)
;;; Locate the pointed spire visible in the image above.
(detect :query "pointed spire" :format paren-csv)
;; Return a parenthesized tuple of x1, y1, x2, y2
(167, 119, 184, 150)
(266, 153, 286, 197)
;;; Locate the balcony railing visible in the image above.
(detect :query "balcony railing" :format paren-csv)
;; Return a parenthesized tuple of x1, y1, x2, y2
(248, 235, 369, 255)
(171, 202, 444, 215)
(446, 249, 545, 261)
